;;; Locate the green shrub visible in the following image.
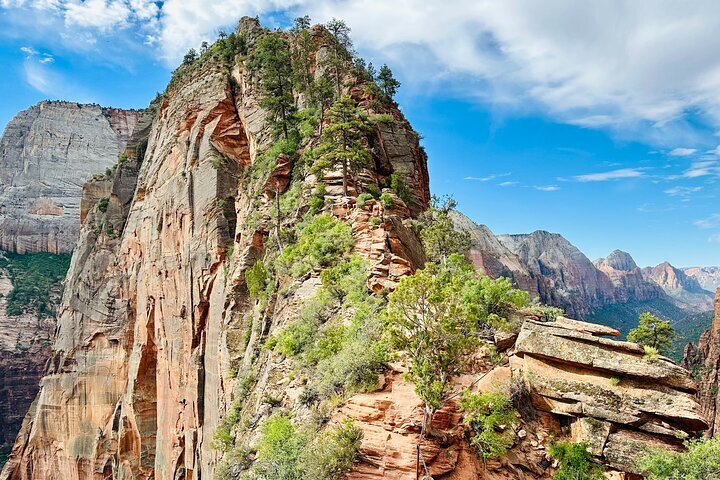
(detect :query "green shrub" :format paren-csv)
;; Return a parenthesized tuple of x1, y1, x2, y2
(638, 437, 720, 479)
(643, 345, 659, 362)
(97, 197, 110, 213)
(274, 317, 318, 358)
(389, 173, 411, 205)
(460, 390, 517, 459)
(609, 376, 621, 386)
(379, 192, 394, 209)
(308, 182, 327, 215)
(369, 216, 382, 226)
(548, 441, 604, 480)
(278, 214, 353, 277)
(245, 260, 268, 299)
(252, 414, 361, 480)
(356, 192, 374, 209)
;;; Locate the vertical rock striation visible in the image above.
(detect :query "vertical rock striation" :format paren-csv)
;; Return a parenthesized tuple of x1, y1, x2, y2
(0, 101, 141, 254)
(683, 289, 720, 436)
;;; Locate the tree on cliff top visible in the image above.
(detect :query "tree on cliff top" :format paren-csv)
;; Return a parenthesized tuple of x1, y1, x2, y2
(377, 64, 401, 99)
(627, 312, 675, 356)
(248, 32, 297, 140)
(312, 95, 373, 196)
(419, 196, 472, 265)
(324, 18, 354, 96)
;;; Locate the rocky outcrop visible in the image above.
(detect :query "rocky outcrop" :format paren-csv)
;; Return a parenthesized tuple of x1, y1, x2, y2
(682, 289, 720, 436)
(0, 101, 142, 254)
(1, 18, 430, 480)
(642, 261, 714, 312)
(513, 318, 707, 474)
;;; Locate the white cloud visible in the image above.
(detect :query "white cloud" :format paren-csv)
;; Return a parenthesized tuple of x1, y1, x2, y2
(20, 46, 38, 55)
(572, 168, 646, 182)
(7, 1, 720, 147)
(664, 186, 702, 197)
(695, 213, 720, 229)
(709, 233, 720, 243)
(533, 185, 560, 191)
(707, 145, 720, 155)
(464, 173, 511, 182)
(669, 147, 697, 156)
(499, 181, 518, 187)
(683, 160, 720, 178)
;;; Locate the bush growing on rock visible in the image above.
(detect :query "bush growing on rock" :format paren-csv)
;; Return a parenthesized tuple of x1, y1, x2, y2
(638, 437, 720, 479)
(460, 390, 517, 459)
(628, 312, 675, 356)
(548, 441, 604, 480)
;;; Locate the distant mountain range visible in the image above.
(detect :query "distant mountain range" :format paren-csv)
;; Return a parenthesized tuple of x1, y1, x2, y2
(454, 212, 716, 353)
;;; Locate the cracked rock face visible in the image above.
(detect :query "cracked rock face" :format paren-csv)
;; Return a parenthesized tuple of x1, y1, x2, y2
(0, 101, 140, 254)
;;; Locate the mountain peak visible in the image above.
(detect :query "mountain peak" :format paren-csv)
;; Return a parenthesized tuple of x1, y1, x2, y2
(596, 250, 638, 272)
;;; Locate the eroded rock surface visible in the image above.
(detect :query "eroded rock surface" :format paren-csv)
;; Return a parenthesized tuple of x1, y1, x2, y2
(0, 101, 141, 254)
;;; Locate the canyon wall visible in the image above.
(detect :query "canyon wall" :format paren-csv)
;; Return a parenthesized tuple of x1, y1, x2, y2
(0, 101, 141, 254)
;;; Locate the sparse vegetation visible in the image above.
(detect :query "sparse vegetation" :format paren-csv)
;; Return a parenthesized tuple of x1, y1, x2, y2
(418, 195, 472, 264)
(278, 214, 354, 277)
(460, 390, 517, 459)
(548, 441, 604, 480)
(249, 414, 361, 480)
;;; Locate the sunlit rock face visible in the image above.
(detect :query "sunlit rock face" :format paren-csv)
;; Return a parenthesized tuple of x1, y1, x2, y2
(0, 101, 141, 254)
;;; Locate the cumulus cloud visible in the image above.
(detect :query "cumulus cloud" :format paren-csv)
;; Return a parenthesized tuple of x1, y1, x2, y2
(572, 168, 646, 182)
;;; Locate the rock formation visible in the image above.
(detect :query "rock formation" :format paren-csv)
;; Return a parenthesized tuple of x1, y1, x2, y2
(682, 288, 720, 436)
(0, 17, 707, 480)
(0, 101, 142, 254)
(683, 266, 720, 293)
(642, 261, 714, 312)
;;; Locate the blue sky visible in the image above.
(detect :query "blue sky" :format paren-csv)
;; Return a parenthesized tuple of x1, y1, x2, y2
(1, 1, 719, 268)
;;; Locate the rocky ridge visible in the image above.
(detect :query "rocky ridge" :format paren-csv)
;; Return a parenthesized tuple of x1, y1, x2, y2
(683, 266, 720, 293)
(0, 17, 708, 480)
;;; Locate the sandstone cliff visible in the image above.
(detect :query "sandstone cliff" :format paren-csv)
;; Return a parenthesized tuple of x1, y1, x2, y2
(0, 17, 707, 480)
(0, 101, 142, 254)
(642, 261, 714, 312)
(682, 289, 720, 436)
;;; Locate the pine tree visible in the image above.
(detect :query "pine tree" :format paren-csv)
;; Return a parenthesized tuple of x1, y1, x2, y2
(249, 33, 297, 140)
(183, 48, 198, 66)
(313, 96, 373, 196)
(291, 18, 316, 95)
(377, 64, 401, 99)
(324, 18, 354, 96)
(292, 15, 311, 32)
(627, 312, 676, 355)
(308, 74, 335, 135)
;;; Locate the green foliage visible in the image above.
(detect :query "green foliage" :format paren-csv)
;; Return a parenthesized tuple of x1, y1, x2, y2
(312, 95, 374, 196)
(369, 216, 382, 226)
(419, 195, 471, 264)
(0, 252, 71, 318)
(384, 258, 479, 414)
(323, 18, 354, 96)
(548, 442, 604, 480)
(118, 152, 128, 163)
(379, 192, 394, 209)
(278, 214, 354, 277)
(250, 137, 299, 185)
(0, 452, 7, 469)
(97, 197, 110, 213)
(460, 390, 517, 459)
(248, 32, 298, 140)
(643, 345, 660, 362)
(308, 182, 327, 215)
(183, 48, 198, 65)
(526, 301, 564, 322)
(252, 414, 361, 480)
(388, 173, 410, 205)
(609, 376, 621, 386)
(245, 260, 268, 300)
(463, 276, 529, 330)
(377, 64, 401, 99)
(356, 192, 374, 209)
(627, 312, 676, 356)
